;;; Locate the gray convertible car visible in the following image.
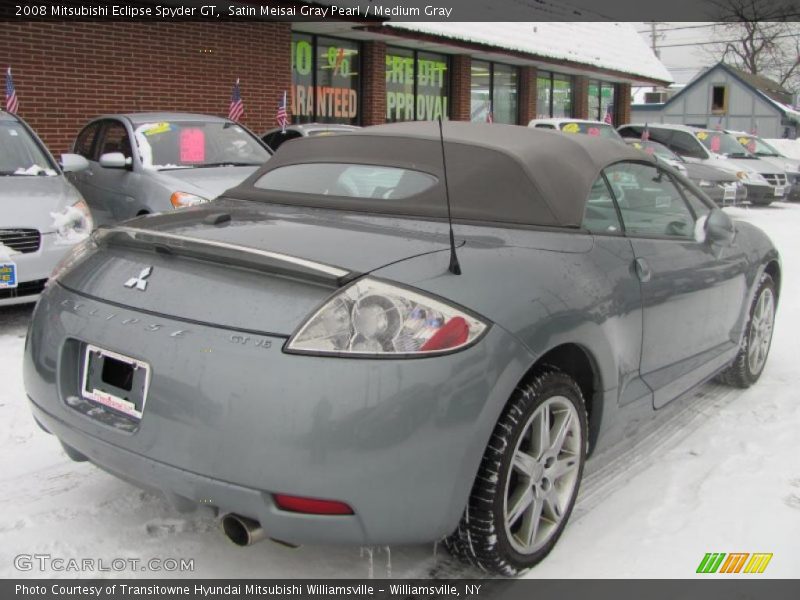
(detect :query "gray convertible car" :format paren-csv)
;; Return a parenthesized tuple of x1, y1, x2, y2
(24, 123, 779, 575)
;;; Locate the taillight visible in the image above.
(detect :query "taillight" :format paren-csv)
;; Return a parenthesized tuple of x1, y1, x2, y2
(273, 494, 354, 515)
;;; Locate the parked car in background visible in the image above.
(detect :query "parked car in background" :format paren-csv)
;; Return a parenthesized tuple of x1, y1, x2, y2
(764, 138, 800, 161)
(26, 123, 780, 575)
(729, 132, 800, 201)
(618, 123, 780, 205)
(0, 110, 93, 306)
(625, 139, 745, 206)
(262, 123, 360, 152)
(68, 113, 271, 225)
(529, 118, 623, 141)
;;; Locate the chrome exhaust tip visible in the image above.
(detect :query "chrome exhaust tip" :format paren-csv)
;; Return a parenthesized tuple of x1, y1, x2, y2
(221, 513, 266, 547)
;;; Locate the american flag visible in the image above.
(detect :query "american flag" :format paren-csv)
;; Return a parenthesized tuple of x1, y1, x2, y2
(228, 79, 244, 122)
(276, 91, 289, 133)
(641, 123, 650, 141)
(5, 67, 18, 114)
(603, 104, 613, 125)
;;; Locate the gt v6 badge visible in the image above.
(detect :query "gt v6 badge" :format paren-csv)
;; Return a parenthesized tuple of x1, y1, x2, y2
(124, 266, 153, 291)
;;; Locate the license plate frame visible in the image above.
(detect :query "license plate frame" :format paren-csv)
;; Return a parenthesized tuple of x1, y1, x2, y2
(0, 262, 17, 289)
(81, 344, 151, 421)
(722, 185, 736, 201)
(774, 185, 785, 197)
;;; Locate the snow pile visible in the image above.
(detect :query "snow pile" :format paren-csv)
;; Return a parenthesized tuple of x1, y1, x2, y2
(14, 165, 57, 176)
(49, 206, 90, 246)
(0, 242, 19, 261)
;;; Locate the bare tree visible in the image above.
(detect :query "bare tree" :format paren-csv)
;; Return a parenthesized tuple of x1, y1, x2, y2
(705, 0, 800, 93)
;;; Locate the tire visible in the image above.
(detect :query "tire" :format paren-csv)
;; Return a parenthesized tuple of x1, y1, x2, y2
(445, 371, 588, 575)
(716, 273, 776, 388)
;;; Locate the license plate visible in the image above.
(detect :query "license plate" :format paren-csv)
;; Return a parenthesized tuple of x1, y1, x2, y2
(0, 262, 17, 289)
(774, 186, 785, 197)
(81, 345, 151, 421)
(723, 186, 736, 201)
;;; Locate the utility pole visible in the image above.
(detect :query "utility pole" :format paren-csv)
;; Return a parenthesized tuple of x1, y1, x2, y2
(649, 22, 663, 93)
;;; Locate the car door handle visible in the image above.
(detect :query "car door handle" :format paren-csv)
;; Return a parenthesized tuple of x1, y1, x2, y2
(634, 258, 652, 282)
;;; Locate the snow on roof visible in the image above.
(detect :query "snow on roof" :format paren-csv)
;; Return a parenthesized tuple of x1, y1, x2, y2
(758, 92, 800, 123)
(385, 22, 673, 83)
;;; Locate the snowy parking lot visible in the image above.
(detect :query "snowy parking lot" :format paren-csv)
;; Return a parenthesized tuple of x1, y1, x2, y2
(1, 204, 799, 579)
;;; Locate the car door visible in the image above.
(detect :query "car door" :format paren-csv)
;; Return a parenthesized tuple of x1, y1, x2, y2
(68, 121, 113, 224)
(605, 161, 746, 408)
(582, 175, 650, 407)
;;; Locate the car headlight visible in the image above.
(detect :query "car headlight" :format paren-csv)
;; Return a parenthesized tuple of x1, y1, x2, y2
(46, 235, 98, 287)
(286, 277, 489, 356)
(170, 191, 210, 208)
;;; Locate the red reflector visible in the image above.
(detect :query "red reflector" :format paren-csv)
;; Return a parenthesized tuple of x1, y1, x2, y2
(420, 316, 469, 352)
(273, 494, 354, 515)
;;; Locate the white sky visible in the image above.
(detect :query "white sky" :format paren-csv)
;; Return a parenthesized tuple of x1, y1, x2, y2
(634, 22, 722, 86)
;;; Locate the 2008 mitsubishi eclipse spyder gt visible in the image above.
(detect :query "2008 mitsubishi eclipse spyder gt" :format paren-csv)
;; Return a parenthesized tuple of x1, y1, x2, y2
(24, 122, 780, 575)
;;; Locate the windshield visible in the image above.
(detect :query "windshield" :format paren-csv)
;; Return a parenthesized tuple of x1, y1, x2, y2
(133, 121, 270, 170)
(559, 122, 622, 140)
(695, 130, 753, 158)
(0, 121, 57, 176)
(734, 135, 781, 157)
(255, 163, 438, 200)
(628, 140, 682, 162)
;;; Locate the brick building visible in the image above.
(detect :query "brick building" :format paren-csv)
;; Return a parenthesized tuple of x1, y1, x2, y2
(0, 20, 671, 154)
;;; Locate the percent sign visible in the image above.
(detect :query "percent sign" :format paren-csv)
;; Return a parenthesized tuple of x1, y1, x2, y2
(327, 46, 350, 77)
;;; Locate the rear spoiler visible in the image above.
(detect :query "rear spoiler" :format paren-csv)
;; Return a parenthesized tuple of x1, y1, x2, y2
(94, 227, 357, 287)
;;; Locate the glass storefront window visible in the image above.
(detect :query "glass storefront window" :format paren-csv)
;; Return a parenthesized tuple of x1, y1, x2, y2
(552, 74, 572, 118)
(291, 33, 360, 125)
(470, 61, 491, 122)
(470, 61, 518, 124)
(385, 48, 449, 122)
(588, 80, 616, 122)
(536, 71, 573, 119)
(493, 64, 518, 124)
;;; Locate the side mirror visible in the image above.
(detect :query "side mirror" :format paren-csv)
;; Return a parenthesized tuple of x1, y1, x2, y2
(60, 153, 89, 173)
(705, 208, 736, 245)
(99, 152, 130, 169)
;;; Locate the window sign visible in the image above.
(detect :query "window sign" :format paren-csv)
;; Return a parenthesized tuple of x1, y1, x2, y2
(588, 80, 615, 121)
(291, 34, 360, 125)
(386, 48, 449, 122)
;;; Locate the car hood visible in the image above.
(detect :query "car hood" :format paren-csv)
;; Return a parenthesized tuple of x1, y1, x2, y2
(713, 155, 782, 175)
(0, 175, 83, 231)
(149, 166, 261, 199)
(755, 155, 800, 174)
(683, 162, 737, 182)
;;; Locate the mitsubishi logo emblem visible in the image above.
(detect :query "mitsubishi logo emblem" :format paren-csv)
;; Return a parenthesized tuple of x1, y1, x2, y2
(124, 266, 153, 291)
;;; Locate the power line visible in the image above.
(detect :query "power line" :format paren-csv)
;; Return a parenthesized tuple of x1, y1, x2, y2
(658, 33, 800, 48)
(636, 23, 718, 34)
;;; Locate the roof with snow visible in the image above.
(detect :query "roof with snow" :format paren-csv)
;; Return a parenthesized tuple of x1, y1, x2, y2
(383, 22, 672, 84)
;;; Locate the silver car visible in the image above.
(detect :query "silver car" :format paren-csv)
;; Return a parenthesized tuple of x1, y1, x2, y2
(68, 113, 271, 225)
(261, 123, 360, 152)
(730, 132, 800, 201)
(1, 111, 93, 306)
(25, 123, 780, 575)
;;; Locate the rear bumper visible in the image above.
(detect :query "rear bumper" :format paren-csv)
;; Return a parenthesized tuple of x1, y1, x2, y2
(24, 284, 531, 546)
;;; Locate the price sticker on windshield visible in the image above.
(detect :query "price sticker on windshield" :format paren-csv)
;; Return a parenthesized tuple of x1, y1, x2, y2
(0, 263, 18, 289)
(696, 131, 708, 141)
(180, 128, 206, 163)
(562, 123, 580, 134)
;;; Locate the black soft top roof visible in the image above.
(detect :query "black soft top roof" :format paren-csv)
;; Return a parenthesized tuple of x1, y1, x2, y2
(228, 121, 653, 228)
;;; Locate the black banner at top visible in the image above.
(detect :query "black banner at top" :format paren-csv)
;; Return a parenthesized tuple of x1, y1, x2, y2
(1, 0, 799, 21)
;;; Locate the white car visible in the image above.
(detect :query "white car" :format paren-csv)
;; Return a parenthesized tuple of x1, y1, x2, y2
(1, 111, 93, 306)
(528, 118, 624, 141)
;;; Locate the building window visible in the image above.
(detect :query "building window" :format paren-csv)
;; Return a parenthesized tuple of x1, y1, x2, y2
(291, 33, 360, 125)
(535, 71, 573, 119)
(470, 61, 519, 124)
(711, 85, 727, 113)
(385, 48, 449, 122)
(588, 80, 616, 122)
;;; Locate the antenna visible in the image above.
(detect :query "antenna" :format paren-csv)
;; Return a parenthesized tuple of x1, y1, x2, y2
(437, 117, 461, 275)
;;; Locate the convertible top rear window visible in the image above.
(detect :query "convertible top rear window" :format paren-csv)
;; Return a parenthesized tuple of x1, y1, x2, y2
(254, 163, 438, 200)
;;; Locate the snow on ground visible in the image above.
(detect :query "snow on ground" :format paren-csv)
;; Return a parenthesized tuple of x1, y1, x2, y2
(1, 204, 799, 579)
